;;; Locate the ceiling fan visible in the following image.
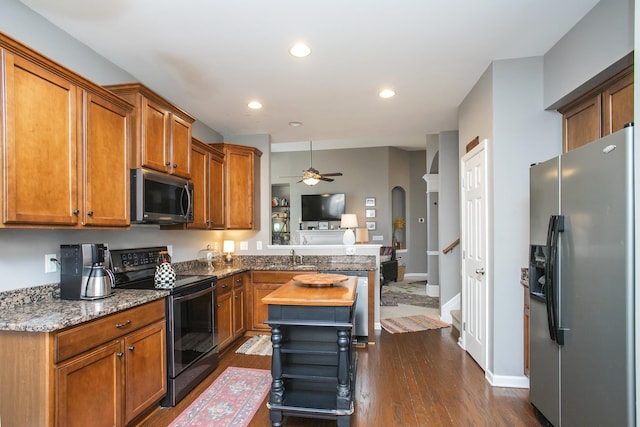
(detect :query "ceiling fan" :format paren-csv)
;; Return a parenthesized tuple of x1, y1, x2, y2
(283, 141, 343, 185)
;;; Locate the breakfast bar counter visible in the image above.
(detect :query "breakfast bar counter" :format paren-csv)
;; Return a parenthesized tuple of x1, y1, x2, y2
(263, 276, 357, 427)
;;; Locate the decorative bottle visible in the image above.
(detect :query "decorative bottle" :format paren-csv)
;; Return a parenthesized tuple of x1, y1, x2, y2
(154, 251, 176, 288)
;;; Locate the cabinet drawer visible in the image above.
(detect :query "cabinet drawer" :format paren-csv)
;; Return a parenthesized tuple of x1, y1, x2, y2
(55, 299, 165, 363)
(217, 276, 233, 295)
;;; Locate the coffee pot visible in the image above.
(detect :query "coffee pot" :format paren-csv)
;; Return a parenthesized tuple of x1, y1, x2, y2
(83, 263, 115, 299)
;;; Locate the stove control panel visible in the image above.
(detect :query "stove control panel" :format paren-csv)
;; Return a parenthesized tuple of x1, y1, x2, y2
(110, 246, 167, 273)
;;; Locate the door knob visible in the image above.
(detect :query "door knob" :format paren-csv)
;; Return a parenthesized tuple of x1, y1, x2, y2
(475, 267, 485, 275)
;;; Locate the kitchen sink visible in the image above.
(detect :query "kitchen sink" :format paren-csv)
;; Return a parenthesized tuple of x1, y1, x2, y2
(264, 264, 317, 270)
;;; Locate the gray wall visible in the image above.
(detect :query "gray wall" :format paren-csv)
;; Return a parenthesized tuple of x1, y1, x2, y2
(271, 146, 428, 275)
(458, 57, 561, 379)
(437, 131, 460, 305)
(544, 0, 634, 108)
(456, 0, 634, 378)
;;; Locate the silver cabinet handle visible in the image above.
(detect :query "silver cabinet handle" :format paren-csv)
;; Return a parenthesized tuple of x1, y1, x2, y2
(115, 320, 131, 328)
(475, 267, 485, 275)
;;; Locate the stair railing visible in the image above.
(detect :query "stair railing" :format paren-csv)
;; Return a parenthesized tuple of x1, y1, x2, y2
(442, 238, 460, 254)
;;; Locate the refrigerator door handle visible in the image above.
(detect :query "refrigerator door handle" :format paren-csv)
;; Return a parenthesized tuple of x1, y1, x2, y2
(549, 215, 565, 345)
(544, 216, 558, 342)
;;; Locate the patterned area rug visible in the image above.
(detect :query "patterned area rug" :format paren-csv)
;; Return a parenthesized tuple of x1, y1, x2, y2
(381, 280, 439, 309)
(381, 314, 450, 334)
(235, 335, 272, 356)
(169, 367, 271, 427)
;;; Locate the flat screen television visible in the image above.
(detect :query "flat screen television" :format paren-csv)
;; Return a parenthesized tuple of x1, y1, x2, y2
(301, 193, 345, 221)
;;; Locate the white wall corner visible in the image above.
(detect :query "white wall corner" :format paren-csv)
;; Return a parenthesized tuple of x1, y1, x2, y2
(440, 292, 460, 324)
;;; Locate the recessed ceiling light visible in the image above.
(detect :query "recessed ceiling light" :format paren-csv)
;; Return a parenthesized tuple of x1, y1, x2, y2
(248, 101, 262, 109)
(379, 89, 396, 99)
(289, 121, 303, 127)
(289, 43, 311, 58)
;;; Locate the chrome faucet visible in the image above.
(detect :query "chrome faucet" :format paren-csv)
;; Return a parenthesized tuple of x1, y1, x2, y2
(290, 249, 303, 265)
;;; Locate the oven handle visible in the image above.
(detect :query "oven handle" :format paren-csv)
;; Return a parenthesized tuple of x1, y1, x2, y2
(171, 281, 214, 301)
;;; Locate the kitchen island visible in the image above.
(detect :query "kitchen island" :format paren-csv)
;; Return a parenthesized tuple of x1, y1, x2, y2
(262, 276, 357, 427)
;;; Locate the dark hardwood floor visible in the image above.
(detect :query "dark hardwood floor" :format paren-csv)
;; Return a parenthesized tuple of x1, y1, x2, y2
(138, 328, 540, 427)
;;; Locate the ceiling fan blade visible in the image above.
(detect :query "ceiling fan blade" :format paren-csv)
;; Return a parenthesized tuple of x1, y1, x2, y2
(319, 177, 335, 182)
(321, 172, 343, 177)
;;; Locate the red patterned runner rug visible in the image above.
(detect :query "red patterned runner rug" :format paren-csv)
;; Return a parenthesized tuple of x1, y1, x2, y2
(169, 367, 271, 427)
(381, 314, 450, 334)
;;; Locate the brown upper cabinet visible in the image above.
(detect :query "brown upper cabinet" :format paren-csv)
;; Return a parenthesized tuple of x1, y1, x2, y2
(560, 65, 633, 153)
(212, 143, 262, 230)
(0, 34, 132, 228)
(189, 139, 225, 229)
(105, 83, 195, 179)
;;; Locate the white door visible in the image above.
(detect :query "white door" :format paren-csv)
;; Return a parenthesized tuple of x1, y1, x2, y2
(460, 140, 488, 370)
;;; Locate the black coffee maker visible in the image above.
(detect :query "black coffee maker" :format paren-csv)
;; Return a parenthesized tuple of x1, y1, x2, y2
(60, 243, 115, 300)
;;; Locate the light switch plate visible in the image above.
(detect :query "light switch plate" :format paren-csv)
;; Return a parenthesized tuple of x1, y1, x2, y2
(372, 235, 384, 241)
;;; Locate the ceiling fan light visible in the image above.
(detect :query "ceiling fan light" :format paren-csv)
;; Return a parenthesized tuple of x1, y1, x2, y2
(302, 177, 320, 186)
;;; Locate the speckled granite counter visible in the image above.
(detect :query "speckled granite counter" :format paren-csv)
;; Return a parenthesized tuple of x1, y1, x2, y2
(0, 254, 376, 334)
(0, 285, 168, 332)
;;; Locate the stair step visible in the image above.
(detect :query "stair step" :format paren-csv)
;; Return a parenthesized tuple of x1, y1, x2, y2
(450, 309, 461, 332)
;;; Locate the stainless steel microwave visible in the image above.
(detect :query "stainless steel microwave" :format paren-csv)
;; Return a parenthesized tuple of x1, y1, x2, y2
(130, 168, 194, 224)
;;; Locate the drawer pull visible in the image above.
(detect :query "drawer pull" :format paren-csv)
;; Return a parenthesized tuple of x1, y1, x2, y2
(115, 320, 131, 328)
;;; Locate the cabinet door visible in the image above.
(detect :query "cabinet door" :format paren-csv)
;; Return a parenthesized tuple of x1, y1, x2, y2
(252, 284, 279, 331)
(602, 71, 634, 137)
(208, 148, 225, 229)
(169, 114, 192, 178)
(82, 91, 130, 227)
(55, 341, 122, 427)
(225, 148, 254, 229)
(124, 320, 167, 425)
(188, 141, 209, 229)
(3, 52, 78, 225)
(561, 94, 601, 153)
(216, 281, 234, 350)
(233, 274, 246, 337)
(141, 97, 170, 173)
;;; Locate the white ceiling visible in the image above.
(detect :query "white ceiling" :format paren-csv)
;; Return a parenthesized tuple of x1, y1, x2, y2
(20, 0, 599, 152)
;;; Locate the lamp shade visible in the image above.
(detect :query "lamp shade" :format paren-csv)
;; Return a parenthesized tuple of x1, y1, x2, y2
(355, 228, 369, 243)
(223, 240, 235, 253)
(340, 214, 358, 229)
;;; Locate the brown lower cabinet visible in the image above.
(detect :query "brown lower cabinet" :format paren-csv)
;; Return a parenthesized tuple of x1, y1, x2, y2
(216, 272, 249, 351)
(250, 270, 318, 332)
(0, 299, 166, 427)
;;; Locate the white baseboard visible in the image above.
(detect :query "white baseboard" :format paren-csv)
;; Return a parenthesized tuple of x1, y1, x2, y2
(404, 273, 427, 281)
(485, 370, 529, 389)
(426, 283, 439, 297)
(440, 292, 460, 324)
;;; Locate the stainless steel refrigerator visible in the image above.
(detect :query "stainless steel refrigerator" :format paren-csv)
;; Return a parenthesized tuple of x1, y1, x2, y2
(528, 124, 635, 426)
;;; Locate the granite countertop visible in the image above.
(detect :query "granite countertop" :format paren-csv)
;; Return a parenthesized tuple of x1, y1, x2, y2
(0, 255, 376, 333)
(0, 287, 168, 333)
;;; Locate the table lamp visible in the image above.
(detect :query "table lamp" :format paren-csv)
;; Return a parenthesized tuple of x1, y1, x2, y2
(223, 240, 235, 263)
(340, 214, 358, 245)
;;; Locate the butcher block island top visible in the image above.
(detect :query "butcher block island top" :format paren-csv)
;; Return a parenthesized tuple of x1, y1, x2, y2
(262, 276, 357, 307)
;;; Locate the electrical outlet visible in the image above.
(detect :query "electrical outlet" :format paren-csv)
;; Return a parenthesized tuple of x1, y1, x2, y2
(256, 241, 263, 250)
(45, 254, 57, 273)
(372, 235, 384, 241)
(167, 245, 173, 257)
(240, 241, 249, 251)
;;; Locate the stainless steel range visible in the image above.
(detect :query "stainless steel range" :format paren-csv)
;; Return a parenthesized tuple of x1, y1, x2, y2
(110, 246, 218, 407)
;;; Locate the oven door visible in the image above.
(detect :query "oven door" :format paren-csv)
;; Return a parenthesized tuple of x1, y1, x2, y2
(166, 280, 217, 378)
